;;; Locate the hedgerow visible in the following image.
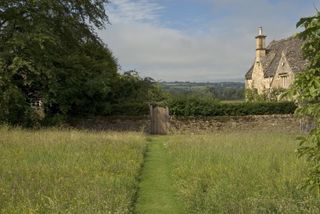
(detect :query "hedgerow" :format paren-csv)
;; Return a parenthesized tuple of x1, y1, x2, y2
(167, 97, 296, 116)
(107, 98, 296, 116)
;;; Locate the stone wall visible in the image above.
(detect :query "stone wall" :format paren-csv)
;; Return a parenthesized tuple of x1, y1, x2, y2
(71, 116, 150, 132)
(72, 114, 301, 134)
(248, 61, 273, 94)
(169, 115, 299, 134)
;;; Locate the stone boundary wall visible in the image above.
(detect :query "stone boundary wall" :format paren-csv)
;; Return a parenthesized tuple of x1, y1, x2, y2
(170, 115, 299, 134)
(71, 114, 301, 133)
(71, 116, 150, 132)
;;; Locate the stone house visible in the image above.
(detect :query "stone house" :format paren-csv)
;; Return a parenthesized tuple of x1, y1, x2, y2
(245, 27, 308, 94)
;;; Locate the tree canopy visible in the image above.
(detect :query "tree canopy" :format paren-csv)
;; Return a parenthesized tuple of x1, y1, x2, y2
(0, 0, 167, 126)
(290, 11, 320, 194)
(0, 0, 119, 125)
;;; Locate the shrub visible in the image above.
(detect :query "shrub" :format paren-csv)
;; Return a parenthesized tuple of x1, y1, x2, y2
(245, 88, 287, 102)
(168, 96, 296, 116)
(89, 98, 296, 117)
(110, 102, 150, 116)
(0, 86, 41, 127)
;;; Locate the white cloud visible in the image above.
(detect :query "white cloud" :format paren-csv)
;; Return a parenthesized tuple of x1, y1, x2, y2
(100, 0, 316, 82)
(101, 22, 252, 81)
(108, 0, 163, 24)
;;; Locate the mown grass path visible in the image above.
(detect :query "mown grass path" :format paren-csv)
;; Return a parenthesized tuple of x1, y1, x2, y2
(135, 137, 185, 214)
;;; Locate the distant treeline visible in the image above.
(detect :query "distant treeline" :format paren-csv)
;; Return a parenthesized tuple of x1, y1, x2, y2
(160, 82, 245, 100)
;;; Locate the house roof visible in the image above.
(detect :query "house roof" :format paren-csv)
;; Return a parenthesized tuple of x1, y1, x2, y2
(245, 36, 308, 80)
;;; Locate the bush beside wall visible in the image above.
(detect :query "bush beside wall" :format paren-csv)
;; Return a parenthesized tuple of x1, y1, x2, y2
(109, 103, 150, 116)
(106, 100, 297, 116)
(168, 98, 296, 116)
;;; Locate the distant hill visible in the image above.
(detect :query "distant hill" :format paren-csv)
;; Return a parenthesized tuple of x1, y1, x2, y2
(160, 82, 245, 101)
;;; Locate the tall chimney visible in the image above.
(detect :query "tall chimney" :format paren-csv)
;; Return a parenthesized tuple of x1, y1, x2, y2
(255, 27, 266, 62)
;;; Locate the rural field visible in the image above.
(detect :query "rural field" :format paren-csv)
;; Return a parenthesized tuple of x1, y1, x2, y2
(1, 1, 320, 214)
(166, 132, 320, 213)
(0, 127, 147, 213)
(0, 127, 320, 213)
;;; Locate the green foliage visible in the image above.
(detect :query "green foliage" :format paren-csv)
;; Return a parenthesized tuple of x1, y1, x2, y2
(245, 88, 267, 102)
(268, 88, 288, 101)
(168, 95, 296, 116)
(0, 58, 41, 126)
(168, 95, 218, 116)
(209, 83, 245, 100)
(110, 102, 149, 116)
(289, 11, 320, 194)
(246, 88, 287, 102)
(0, 0, 118, 125)
(108, 70, 167, 116)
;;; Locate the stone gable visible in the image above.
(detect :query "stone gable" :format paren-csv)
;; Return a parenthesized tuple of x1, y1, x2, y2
(245, 29, 308, 93)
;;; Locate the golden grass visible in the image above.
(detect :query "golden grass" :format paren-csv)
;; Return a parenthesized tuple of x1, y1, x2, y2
(1, 127, 319, 213)
(167, 131, 320, 213)
(0, 126, 147, 213)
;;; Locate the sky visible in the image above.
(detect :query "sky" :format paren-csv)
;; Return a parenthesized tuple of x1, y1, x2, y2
(99, 0, 319, 82)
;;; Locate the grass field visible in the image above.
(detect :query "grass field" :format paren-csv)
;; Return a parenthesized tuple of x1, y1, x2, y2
(1, 127, 320, 213)
(0, 127, 147, 213)
(167, 132, 320, 213)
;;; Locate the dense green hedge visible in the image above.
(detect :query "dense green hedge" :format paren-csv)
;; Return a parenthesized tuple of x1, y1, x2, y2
(168, 98, 296, 116)
(107, 99, 297, 116)
(109, 103, 150, 116)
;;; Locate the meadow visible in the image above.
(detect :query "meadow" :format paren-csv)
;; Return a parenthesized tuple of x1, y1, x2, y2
(0, 127, 147, 213)
(1, 127, 320, 213)
(166, 132, 320, 213)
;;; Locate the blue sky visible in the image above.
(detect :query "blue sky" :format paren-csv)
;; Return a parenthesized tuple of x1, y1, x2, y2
(99, 0, 318, 82)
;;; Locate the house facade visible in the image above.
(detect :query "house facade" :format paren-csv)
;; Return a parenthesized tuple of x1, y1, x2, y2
(245, 27, 308, 94)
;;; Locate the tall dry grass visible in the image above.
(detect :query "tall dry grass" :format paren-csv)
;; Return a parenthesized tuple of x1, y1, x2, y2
(0, 126, 147, 213)
(167, 131, 320, 213)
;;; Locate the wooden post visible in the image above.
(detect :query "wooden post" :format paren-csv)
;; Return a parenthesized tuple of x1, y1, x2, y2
(150, 105, 169, 135)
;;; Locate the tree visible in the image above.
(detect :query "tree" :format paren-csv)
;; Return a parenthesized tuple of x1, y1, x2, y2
(290, 11, 320, 194)
(109, 70, 166, 115)
(0, 0, 118, 125)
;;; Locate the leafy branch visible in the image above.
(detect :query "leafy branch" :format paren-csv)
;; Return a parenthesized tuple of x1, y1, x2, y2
(290, 11, 320, 195)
